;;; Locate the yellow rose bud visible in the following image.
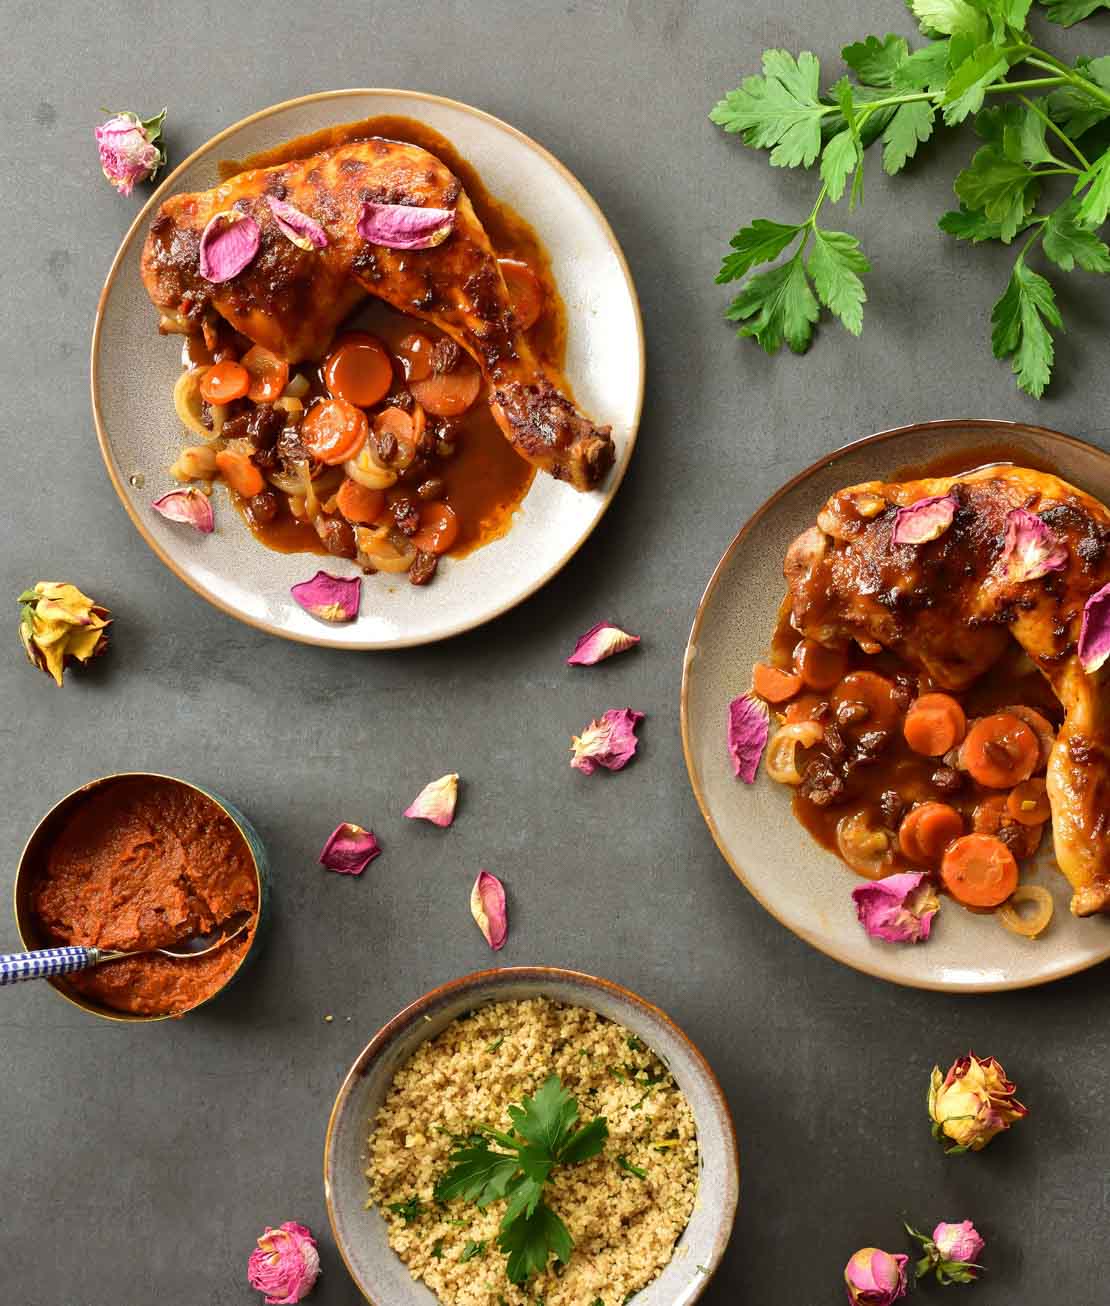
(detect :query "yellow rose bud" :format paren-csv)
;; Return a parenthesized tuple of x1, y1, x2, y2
(929, 1052, 1027, 1153)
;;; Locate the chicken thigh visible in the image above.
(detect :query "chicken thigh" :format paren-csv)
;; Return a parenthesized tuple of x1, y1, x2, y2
(785, 464, 1110, 916)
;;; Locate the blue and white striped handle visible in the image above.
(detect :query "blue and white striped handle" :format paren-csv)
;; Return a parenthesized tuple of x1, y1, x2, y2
(0, 946, 96, 985)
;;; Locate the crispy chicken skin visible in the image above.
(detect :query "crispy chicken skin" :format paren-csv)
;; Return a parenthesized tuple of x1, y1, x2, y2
(785, 465, 1110, 916)
(141, 138, 613, 490)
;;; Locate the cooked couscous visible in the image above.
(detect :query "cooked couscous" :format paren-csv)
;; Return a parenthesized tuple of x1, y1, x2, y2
(366, 998, 699, 1305)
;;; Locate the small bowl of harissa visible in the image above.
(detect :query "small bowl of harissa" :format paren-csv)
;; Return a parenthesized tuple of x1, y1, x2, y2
(325, 966, 739, 1306)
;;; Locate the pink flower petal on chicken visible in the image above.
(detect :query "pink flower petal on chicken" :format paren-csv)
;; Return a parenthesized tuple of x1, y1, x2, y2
(891, 495, 956, 546)
(1079, 581, 1110, 673)
(1001, 508, 1068, 582)
(151, 488, 214, 533)
(404, 773, 459, 827)
(570, 708, 644, 774)
(566, 621, 640, 666)
(247, 1222, 320, 1304)
(471, 870, 507, 950)
(357, 200, 455, 249)
(318, 823, 381, 875)
(290, 571, 361, 623)
(95, 108, 166, 196)
(266, 196, 328, 250)
(727, 692, 770, 783)
(199, 209, 261, 282)
(844, 1247, 908, 1306)
(851, 871, 939, 943)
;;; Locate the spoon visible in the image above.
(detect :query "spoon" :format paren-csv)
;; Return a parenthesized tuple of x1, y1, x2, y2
(0, 912, 253, 986)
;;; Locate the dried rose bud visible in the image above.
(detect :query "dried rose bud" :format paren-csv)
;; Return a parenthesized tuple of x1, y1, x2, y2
(18, 582, 111, 687)
(357, 200, 455, 249)
(928, 1052, 1026, 1153)
(905, 1219, 985, 1285)
(471, 869, 507, 950)
(727, 691, 770, 784)
(566, 621, 640, 666)
(570, 708, 645, 774)
(290, 571, 361, 623)
(95, 108, 167, 196)
(851, 871, 939, 944)
(318, 823, 381, 875)
(404, 773, 459, 827)
(247, 1221, 320, 1304)
(844, 1247, 908, 1305)
(891, 495, 956, 546)
(151, 487, 215, 533)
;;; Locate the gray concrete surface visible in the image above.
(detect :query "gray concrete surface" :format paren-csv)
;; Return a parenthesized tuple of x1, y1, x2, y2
(3, 1, 1110, 1302)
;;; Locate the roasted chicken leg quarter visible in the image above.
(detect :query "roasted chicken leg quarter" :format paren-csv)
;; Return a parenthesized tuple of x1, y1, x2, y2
(141, 137, 614, 490)
(784, 465, 1110, 916)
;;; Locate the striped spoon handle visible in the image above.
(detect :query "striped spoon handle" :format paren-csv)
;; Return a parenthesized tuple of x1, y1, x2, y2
(0, 946, 97, 985)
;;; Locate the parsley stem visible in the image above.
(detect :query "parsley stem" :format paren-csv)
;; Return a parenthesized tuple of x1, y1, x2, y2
(1017, 95, 1091, 172)
(1030, 166, 1084, 178)
(1023, 51, 1110, 111)
(806, 182, 829, 228)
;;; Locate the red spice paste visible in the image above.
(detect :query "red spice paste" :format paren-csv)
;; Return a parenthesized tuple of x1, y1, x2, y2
(30, 777, 258, 1017)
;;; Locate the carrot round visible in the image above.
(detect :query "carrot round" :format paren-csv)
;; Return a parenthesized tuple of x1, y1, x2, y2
(792, 639, 849, 691)
(973, 795, 1043, 859)
(215, 450, 264, 498)
(303, 399, 370, 466)
(903, 692, 967, 757)
(396, 332, 434, 382)
(335, 477, 386, 525)
(200, 360, 250, 403)
(898, 801, 964, 865)
(941, 833, 1019, 907)
(830, 670, 899, 732)
(753, 662, 803, 704)
(410, 361, 482, 416)
(963, 713, 1040, 789)
(1007, 778, 1051, 826)
(411, 501, 459, 555)
(784, 692, 826, 724)
(498, 258, 544, 330)
(241, 345, 289, 403)
(323, 333, 394, 408)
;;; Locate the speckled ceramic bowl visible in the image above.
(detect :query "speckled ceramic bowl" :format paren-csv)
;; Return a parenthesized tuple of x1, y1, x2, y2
(91, 90, 643, 649)
(13, 772, 270, 1022)
(324, 966, 739, 1305)
(682, 418, 1110, 993)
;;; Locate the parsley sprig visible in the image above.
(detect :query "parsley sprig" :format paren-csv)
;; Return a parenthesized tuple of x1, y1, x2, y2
(434, 1075, 609, 1284)
(711, 1, 1110, 396)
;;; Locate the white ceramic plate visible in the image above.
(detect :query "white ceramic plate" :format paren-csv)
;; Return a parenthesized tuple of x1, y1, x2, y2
(91, 90, 643, 649)
(682, 420, 1110, 993)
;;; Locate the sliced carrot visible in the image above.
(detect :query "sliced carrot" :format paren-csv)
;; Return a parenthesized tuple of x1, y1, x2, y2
(410, 501, 459, 555)
(752, 662, 804, 704)
(1007, 778, 1051, 826)
(792, 639, 849, 691)
(396, 332, 434, 382)
(200, 360, 250, 404)
(963, 713, 1040, 789)
(302, 398, 370, 466)
(374, 406, 415, 442)
(410, 361, 482, 416)
(830, 670, 900, 733)
(1003, 704, 1056, 769)
(241, 345, 289, 403)
(784, 692, 827, 724)
(498, 258, 544, 330)
(215, 450, 264, 498)
(323, 333, 394, 408)
(903, 692, 967, 758)
(898, 802, 964, 865)
(941, 833, 1019, 907)
(335, 478, 386, 525)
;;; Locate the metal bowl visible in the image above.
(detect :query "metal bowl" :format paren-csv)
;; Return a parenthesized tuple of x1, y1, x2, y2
(13, 772, 270, 1022)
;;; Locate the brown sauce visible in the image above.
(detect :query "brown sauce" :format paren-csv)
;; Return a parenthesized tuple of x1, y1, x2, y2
(892, 441, 1059, 483)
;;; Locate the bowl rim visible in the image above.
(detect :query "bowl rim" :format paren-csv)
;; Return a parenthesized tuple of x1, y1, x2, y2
(89, 87, 646, 651)
(13, 770, 266, 1022)
(323, 964, 740, 1305)
(680, 417, 1110, 994)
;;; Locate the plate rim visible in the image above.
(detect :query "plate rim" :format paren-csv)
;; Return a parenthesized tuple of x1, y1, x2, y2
(90, 88, 645, 650)
(680, 417, 1110, 994)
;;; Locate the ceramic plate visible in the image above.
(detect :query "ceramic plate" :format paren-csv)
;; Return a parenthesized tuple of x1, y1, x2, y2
(325, 967, 739, 1306)
(91, 91, 643, 649)
(682, 419, 1110, 993)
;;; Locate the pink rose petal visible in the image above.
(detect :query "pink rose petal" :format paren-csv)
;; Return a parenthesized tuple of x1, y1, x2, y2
(266, 196, 328, 251)
(318, 823, 381, 875)
(471, 869, 507, 950)
(290, 571, 361, 623)
(247, 1221, 320, 1304)
(1001, 508, 1068, 582)
(199, 209, 261, 282)
(851, 870, 939, 943)
(891, 494, 956, 546)
(151, 488, 214, 533)
(727, 692, 770, 783)
(356, 200, 455, 249)
(1078, 581, 1110, 673)
(844, 1247, 908, 1305)
(566, 621, 640, 666)
(570, 708, 644, 774)
(404, 773, 459, 827)
(932, 1220, 985, 1267)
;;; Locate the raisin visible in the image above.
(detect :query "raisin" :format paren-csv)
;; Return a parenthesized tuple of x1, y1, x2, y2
(409, 550, 438, 585)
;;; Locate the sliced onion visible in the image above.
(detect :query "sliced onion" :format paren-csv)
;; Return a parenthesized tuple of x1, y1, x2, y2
(998, 885, 1054, 938)
(174, 369, 226, 440)
(765, 721, 823, 785)
(356, 525, 415, 573)
(283, 373, 311, 399)
(836, 809, 896, 877)
(345, 444, 398, 490)
(274, 396, 304, 418)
